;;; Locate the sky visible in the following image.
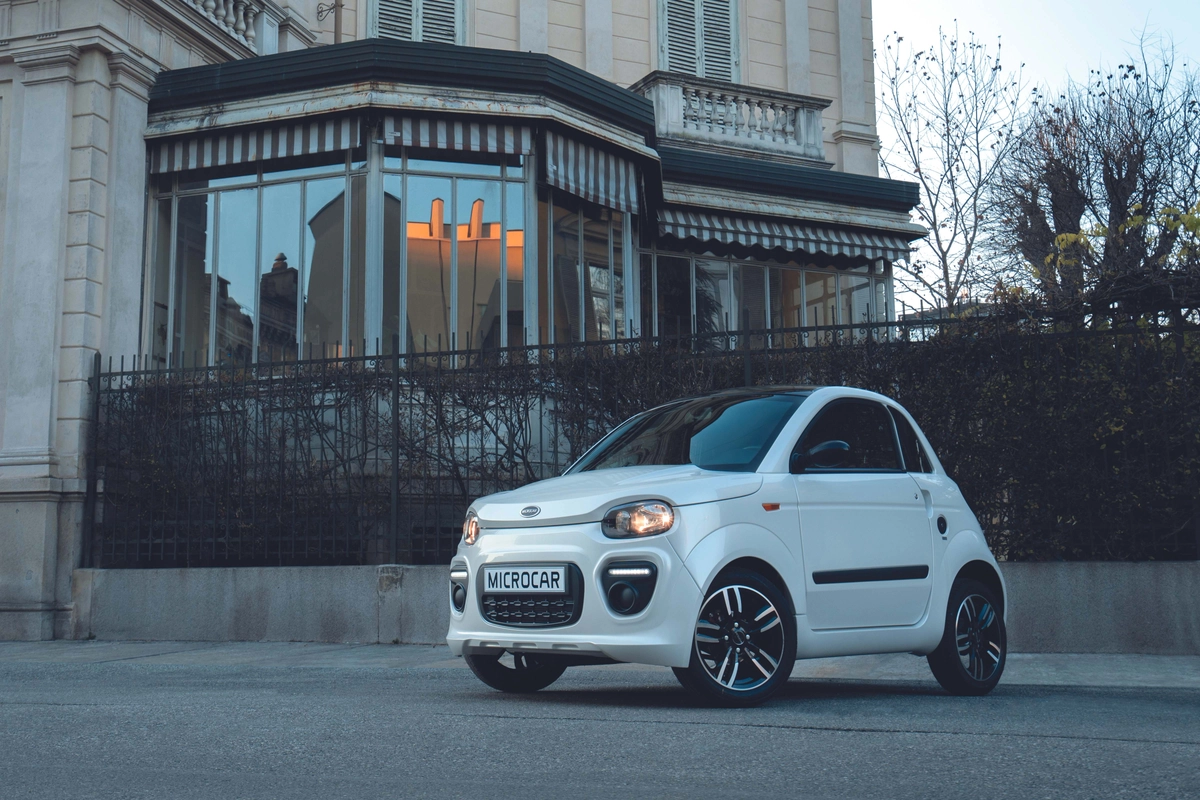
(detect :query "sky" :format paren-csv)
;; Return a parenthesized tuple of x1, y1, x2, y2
(873, 0, 1200, 91)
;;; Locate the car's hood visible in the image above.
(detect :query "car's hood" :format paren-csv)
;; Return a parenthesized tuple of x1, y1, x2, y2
(472, 465, 763, 528)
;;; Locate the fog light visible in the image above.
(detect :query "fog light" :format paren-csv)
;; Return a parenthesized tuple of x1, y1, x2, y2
(600, 560, 657, 616)
(452, 584, 467, 611)
(608, 582, 638, 613)
(449, 565, 469, 613)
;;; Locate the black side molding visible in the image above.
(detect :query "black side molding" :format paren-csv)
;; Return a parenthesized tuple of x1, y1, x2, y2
(812, 565, 930, 585)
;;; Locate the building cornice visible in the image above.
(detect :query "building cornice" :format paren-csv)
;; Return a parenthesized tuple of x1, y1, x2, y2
(13, 42, 80, 84)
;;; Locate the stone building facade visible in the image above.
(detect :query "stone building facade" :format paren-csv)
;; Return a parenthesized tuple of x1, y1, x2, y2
(0, 0, 922, 639)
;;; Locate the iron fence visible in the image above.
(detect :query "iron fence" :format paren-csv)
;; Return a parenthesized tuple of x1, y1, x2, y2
(85, 316, 1200, 567)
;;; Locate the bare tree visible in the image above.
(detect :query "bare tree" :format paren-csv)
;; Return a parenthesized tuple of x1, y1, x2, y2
(989, 39, 1200, 321)
(879, 26, 1025, 313)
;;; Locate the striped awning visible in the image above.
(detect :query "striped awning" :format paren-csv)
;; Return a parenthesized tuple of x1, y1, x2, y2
(544, 131, 639, 214)
(149, 117, 362, 174)
(383, 116, 534, 155)
(659, 207, 913, 262)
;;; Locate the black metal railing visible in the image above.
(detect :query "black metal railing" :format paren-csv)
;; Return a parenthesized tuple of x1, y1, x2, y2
(85, 315, 1200, 567)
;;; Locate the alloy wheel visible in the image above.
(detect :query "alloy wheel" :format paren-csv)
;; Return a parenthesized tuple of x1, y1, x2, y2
(694, 584, 786, 692)
(955, 593, 1003, 682)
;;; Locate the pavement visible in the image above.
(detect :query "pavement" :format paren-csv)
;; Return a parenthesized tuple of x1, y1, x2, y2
(1, 642, 1198, 799)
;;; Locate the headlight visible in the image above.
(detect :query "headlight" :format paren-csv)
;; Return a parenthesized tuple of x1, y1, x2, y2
(462, 512, 480, 545)
(601, 501, 674, 538)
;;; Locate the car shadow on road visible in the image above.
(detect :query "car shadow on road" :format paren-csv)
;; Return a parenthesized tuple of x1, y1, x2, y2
(465, 677, 947, 711)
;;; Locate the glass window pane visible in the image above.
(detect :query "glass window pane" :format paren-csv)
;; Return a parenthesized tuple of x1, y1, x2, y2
(612, 214, 625, 338)
(552, 201, 581, 343)
(408, 153, 503, 177)
(383, 175, 403, 353)
(694, 259, 730, 336)
(173, 194, 214, 365)
(348, 174, 366, 354)
(656, 255, 690, 339)
(583, 212, 611, 341)
(639, 252, 654, 338)
(176, 163, 258, 192)
(263, 151, 347, 183)
(537, 193, 551, 344)
(259, 183, 302, 361)
(840, 273, 872, 341)
(149, 199, 172, 368)
(768, 266, 802, 347)
(735, 264, 766, 349)
(890, 407, 933, 473)
(214, 188, 257, 364)
(302, 177, 346, 356)
(804, 271, 836, 344)
(406, 175, 453, 353)
(457, 179, 504, 351)
(505, 182, 526, 347)
(798, 400, 902, 470)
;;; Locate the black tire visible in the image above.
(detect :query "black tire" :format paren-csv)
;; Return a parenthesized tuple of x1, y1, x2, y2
(927, 578, 1007, 696)
(464, 651, 568, 693)
(672, 569, 796, 707)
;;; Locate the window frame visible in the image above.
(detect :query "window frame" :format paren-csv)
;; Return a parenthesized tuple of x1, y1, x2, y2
(371, 0, 464, 45)
(791, 398, 906, 474)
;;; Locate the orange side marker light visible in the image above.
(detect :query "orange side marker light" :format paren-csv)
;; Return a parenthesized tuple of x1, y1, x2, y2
(762, 502, 781, 511)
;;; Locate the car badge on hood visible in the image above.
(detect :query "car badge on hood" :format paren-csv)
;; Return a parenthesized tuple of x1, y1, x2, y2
(520, 506, 541, 518)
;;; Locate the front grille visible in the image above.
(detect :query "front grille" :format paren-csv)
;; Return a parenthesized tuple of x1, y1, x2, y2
(480, 564, 583, 628)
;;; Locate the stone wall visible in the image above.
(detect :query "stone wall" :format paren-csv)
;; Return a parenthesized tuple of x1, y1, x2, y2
(67, 562, 1200, 654)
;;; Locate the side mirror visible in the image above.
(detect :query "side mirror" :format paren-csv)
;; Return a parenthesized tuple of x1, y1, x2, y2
(789, 440, 851, 473)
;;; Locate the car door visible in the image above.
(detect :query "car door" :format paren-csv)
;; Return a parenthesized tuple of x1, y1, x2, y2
(792, 399, 934, 630)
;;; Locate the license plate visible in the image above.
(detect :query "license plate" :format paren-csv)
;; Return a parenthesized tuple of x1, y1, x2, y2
(483, 565, 567, 594)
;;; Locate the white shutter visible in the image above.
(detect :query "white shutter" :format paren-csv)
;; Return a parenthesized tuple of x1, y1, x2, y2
(418, 0, 458, 43)
(378, 0, 414, 40)
(664, 0, 699, 75)
(699, 0, 734, 82)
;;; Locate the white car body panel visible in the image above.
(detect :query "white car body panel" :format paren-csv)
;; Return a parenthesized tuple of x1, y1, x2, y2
(446, 387, 1006, 670)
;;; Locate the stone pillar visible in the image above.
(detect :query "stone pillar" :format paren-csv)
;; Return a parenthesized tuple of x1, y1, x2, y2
(0, 45, 79, 640)
(832, 0, 878, 175)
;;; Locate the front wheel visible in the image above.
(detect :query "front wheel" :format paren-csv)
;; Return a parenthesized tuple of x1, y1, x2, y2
(465, 651, 567, 693)
(927, 578, 1007, 696)
(673, 570, 796, 707)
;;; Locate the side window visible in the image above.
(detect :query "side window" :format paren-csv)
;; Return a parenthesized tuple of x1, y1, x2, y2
(796, 400, 902, 471)
(663, 0, 738, 82)
(377, 0, 459, 44)
(890, 407, 933, 473)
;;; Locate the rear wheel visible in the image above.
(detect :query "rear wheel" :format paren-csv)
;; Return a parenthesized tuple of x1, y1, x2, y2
(673, 570, 796, 707)
(465, 651, 568, 693)
(927, 578, 1006, 696)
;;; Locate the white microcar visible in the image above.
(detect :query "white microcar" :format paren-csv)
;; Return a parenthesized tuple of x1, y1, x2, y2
(446, 386, 1007, 706)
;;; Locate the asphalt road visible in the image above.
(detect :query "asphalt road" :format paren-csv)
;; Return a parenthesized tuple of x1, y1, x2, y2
(1, 643, 1197, 799)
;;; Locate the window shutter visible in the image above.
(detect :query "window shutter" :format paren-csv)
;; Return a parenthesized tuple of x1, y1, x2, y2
(378, 0, 414, 40)
(419, 0, 458, 43)
(664, 0, 699, 75)
(699, 0, 734, 82)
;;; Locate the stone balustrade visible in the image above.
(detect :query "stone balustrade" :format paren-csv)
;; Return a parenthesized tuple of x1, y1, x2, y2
(185, 0, 262, 49)
(630, 71, 832, 165)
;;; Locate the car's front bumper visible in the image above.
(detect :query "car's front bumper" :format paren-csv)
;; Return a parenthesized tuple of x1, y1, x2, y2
(445, 523, 702, 669)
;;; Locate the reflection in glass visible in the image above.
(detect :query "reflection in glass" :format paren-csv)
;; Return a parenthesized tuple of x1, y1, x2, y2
(214, 188, 257, 364)
(505, 183, 526, 346)
(406, 175, 453, 352)
(303, 177, 346, 356)
(656, 255, 690, 338)
(457, 179, 503, 350)
(408, 156, 502, 177)
(552, 203, 581, 342)
(173, 194, 213, 364)
(874, 278, 890, 340)
(736, 264, 766, 348)
(259, 183, 302, 361)
(612, 215, 625, 338)
(639, 253, 653, 338)
(769, 267, 803, 347)
(804, 271, 837, 344)
(694, 260, 729, 336)
(383, 175, 403, 353)
(840, 273, 872, 341)
(150, 199, 172, 367)
(348, 175, 366, 352)
(537, 194, 550, 344)
(584, 213, 611, 340)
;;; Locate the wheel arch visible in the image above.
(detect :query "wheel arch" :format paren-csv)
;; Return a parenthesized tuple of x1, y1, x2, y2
(711, 557, 798, 618)
(954, 560, 1006, 615)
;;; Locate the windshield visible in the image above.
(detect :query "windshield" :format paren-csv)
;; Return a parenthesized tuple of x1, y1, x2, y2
(568, 392, 809, 474)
